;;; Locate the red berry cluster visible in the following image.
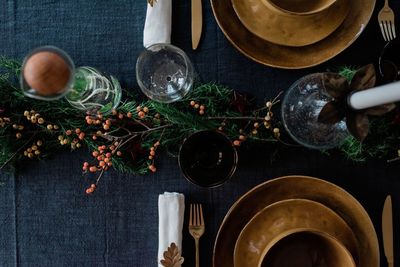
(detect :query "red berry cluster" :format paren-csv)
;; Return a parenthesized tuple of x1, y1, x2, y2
(148, 141, 160, 173)
(135, 106, 150, 119)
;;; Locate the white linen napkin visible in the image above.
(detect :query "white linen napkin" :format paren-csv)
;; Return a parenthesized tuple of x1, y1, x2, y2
(143, 0, 172, 48)
(158, 192, 185, 267)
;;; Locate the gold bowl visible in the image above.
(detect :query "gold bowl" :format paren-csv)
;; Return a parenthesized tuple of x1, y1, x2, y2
(213, 176, 379, 267)
(233, 199, 358, 267)
(259, 230, 356, 267)
(232, 0, 350, 47)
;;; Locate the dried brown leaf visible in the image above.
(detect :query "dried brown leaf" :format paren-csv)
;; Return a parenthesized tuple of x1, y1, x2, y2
(346, 113, 369, 141)
(365, 103, 396, 116)
(350, 64, 376, 91)
(318, 101, 345, 124)
(322, 72, 350, 99)
(160, 243, 184, 267)
(148, 0, 157, 7)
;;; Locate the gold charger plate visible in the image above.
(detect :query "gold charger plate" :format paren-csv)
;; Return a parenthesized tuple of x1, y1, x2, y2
(213, 176, 379, 267)
(211, 0, 375, 69)
(231, 0, 350, 47)
(234, 199, 358, 267)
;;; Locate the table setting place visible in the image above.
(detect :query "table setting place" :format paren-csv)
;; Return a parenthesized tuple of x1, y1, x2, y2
(0, 0, 399, 266)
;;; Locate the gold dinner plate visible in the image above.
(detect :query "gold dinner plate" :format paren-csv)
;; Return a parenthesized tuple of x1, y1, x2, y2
(213, 176, 379, 267)
(210, 0, 375, 68)
(231, 0, 350, 47)
(234, 199, 358, 267)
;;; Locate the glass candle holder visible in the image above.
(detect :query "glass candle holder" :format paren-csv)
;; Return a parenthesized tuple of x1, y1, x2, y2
(65, 67, 122, 114)
(136, 43, 194, 103)
(20, 46, 75, 100)
(281, 73, 350, 150)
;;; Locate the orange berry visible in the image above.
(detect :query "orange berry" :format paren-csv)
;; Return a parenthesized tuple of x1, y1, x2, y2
(150, 150, 156, 156)
(199, 105, 205, 110)
(97, 156, 103, 161)
(194, 104, 200, 109)
(75, 128, 81, 134)
(66, 130, 72, 135)
(89, 166, 97, 172)
(143, 107, 149, 113)
(107, 162, 112, 167)
(199, 110, 205, 115)
(82, 166, 88, 171)
(233, 140, 241, 146)
(138, 111, 145, 118)
(86, 188, 93, 194)
(90, 184, 96, 188)
(105, 120, 111, 126)
(190, 101, 196, 106)
(106, 153, 111, 158)
(97, 114, 103, 120)
(118, 113, 124, 119)
(101, 145, 106, 150)
(86, 119, 93, 125)
(99, 161, 106, 167)
(79, 133, 85, 140)
(109, 145, 115, 151)
(136, 106, 142, 112)
(103, 124, 110, 130)
(150, 147, 155, 151)
(127, 112, 132, 118)
(83, 162, 89, 167)
(104, 158, 110, 163)
(239, 135, 246, 141)
(116, 151, 122, 156)
(92, 135, 97, 140)
(92, 151, 99, 157)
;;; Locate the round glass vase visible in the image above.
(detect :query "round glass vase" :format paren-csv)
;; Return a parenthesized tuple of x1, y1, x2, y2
(65, 67, 122, 114)
(281, 73, 350, 150)
(136, 43, 194, 103)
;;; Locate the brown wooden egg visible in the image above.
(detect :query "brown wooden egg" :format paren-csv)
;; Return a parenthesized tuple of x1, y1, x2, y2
(23, 51, 72, 96)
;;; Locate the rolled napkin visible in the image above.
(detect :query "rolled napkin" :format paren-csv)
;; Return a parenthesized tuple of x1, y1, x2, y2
(158, 192, 185, 267)
(143, 0, 172, 48)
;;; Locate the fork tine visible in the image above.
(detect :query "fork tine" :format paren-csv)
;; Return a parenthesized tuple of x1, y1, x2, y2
(391, 21, 397, 39)
(387, 22, 394, 40)
(196, 204, 200, 226)
(199, 204, 204, 226)
(380, 22, 387, 41)
(189, 204, 193, 226)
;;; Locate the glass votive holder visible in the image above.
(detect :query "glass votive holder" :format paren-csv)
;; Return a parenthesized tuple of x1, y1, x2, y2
(65, 67, 122, 114)
(136, 43, 194, 103)
(281, 73, 350, 150)
(178, 130, 238, 188)
(20, 46, 75, 100)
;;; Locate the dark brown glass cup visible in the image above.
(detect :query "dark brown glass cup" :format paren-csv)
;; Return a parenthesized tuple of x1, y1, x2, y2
(178, 130, 238, 188)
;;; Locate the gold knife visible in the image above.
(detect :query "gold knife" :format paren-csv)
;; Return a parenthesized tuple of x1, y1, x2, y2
(382, 195, 394, 267)
(191, 0, 202, 50)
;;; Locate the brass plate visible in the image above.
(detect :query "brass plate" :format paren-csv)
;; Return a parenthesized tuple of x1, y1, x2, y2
(210, 0, 375, 69)
(231, 0, 349, 47)
(213, 176, 379, 267)
(234, 199, 358, 267)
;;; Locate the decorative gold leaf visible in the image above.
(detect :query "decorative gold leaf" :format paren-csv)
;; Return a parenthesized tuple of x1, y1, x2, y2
(350, 64, 376, 91)
(318, 101, 345, 124)
(322, 72, 350, 99)
(148, 0, 157, 7)
(346, 113, 369, 141)
(160, 243, 184, 267)
(365, 103, 396, 116)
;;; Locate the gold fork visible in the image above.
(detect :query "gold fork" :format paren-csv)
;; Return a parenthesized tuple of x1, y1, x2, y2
(378, 0, 396, 41)
(189, 203, 205, 267)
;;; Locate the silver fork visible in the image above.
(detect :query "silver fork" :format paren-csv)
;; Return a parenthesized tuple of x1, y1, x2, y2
(378, 0, 397, 41)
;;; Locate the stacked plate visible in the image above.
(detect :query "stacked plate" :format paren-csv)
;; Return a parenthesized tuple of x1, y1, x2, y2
(213, 176, 379, 267)
(210, 0, 376, 69)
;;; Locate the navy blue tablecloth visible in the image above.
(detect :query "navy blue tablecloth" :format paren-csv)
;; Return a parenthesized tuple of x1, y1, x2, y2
(0, 1, 399, 266)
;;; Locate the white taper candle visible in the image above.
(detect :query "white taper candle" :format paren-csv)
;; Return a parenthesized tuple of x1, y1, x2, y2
(348, 81, 400, 110)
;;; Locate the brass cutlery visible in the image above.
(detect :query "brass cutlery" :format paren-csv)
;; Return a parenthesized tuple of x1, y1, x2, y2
(378, 0, 396, 41)
(189, 203, 205, 267)
(191, 0, 202, 49)
(382, 195, 394, 267)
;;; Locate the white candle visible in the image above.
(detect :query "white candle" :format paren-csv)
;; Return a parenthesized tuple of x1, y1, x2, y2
(348, 81, 400, 110)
